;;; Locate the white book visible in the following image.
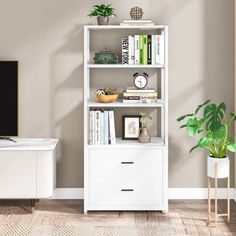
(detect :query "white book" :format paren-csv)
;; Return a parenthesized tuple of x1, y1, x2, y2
(134, 35, 140, 64)
(94, 110, 100, 145)
(120, 23, 155, 26)
(159, 35, 165, 64)
(122, 19, 153, 23)
(121, 37, 129, 64)
(156, 35, 160, 64)
(125, 87, 156, 93)
(104, 111, 109, 145)
(89, 111, 93, 145)
(151, 35, 156, 65)
(128, 36, 135, 65)
(100, 111, 104, 145)
(108, 110, 116, 145)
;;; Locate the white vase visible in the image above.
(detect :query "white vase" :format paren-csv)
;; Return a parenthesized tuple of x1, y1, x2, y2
(207, 155, 229, 178)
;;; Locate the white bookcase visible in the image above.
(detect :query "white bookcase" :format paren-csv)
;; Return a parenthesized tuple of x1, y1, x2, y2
(84, 25, 168, 213)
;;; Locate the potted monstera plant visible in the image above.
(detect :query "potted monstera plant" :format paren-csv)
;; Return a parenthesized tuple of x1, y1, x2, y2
(177, 100, 236, 178)
(88, 4, 117, 25)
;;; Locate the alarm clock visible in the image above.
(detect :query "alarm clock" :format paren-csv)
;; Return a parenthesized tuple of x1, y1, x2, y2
(133, 72, 149, 89)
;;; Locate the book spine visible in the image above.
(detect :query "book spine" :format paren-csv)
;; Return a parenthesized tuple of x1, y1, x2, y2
(95, 110, 100, 145)
(108, 110, 116, 145)
(104, 110, 109, 145)
(151, 35, 156, 65)
(143, 35, 148, 64)
(128, 36, 135, 65)
(123, 98, 157, 103)
(122, 37, 129, 64)
(123, 96, 140, 100)
(100, 110, 104, 145)
(147, 35, 152, 64)
(134, 35, 140, 64)
(156, 35, 160, 64)
(89, 110, 93, 145)
(159, 35, 165, 64)
(139, 35, 143, 64)
(123, 92, 158, 97)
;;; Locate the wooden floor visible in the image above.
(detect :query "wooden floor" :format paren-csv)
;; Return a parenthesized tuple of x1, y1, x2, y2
(0, 199, 235, 235)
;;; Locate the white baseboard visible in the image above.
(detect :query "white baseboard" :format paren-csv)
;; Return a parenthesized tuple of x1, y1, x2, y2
(52, 188, 84, 199)
(53, 188, 236, 201)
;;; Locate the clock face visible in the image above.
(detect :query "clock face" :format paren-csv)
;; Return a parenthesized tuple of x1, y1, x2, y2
(134, 75, 148, 89)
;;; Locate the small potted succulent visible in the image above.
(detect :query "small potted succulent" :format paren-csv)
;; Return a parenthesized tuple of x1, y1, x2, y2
(138, 112, 152, 143)
(96, 87, 118, 103)
(177, 100, 236, 178)
(88, 4, 117, 25)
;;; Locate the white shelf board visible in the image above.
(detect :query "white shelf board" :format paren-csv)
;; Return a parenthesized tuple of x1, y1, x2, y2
(84, 25, 165, 30)
(87, 64, 164, 69)
(87, 99, 165, 108)
(87, 137, 165, 148)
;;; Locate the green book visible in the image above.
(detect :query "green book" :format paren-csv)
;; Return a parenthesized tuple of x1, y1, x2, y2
(142, 35, 148, 64)
(139, 35, 143, 64)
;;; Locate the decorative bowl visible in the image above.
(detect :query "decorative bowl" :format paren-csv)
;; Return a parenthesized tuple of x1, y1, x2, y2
(96, 94, 118, 103)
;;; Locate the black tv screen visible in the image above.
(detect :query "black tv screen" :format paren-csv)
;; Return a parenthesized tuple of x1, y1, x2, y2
(0, 61, 18, 136)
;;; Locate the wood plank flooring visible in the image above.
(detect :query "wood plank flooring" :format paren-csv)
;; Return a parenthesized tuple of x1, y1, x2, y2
(0, 199, 235, 235)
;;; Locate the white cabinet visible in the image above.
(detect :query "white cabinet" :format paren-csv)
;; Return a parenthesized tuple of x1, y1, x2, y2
(0, 138, 58, 199)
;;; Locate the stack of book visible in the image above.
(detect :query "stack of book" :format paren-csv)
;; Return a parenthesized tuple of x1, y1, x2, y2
(123, 87, 158, 104)
(121, 34, 164, 65)
(120, 19, 154, 26)
(89, 110, 116, 145)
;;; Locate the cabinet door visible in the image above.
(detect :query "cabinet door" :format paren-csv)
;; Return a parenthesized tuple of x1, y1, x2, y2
(0, 151, 36, 198)
(36, 151, 55, 198)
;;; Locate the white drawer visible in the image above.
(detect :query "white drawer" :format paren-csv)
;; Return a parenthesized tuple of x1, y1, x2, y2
(90, 177, 163, 205)
(89, 149, 163, 177)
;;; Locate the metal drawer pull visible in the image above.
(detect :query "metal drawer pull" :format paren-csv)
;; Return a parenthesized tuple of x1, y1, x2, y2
(121, 162, 134, 164)
(121, 189, 134, 192)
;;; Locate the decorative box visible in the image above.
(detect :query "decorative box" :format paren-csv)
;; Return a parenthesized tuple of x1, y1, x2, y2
(94, 50, 119, 64)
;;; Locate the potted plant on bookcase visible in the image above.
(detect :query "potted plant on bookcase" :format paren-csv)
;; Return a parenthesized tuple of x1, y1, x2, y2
(176, 100, 236, 178)
(88, 4, 117, 25)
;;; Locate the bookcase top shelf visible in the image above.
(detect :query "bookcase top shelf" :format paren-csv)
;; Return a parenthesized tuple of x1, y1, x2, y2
(84, 25, 166, 30)
(87, 64, 164, 69)
(86, 137, 164, 148)
(87, 99, 165, 108)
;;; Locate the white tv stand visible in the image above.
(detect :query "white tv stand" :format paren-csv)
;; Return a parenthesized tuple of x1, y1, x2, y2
(0, 138, 58, 212)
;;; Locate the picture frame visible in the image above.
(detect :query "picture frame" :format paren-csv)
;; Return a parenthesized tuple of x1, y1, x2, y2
(122, 115, 141, 140)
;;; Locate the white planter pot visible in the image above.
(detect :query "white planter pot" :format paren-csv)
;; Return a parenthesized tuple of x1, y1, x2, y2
(207, 155, 229, 178)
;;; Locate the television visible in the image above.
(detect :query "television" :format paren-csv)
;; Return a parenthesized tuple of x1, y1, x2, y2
(0, 61, 18, 137)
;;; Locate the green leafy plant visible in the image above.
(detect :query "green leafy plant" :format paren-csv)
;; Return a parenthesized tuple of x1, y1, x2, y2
(96, 88, 117, 95)
(177, 100, 236, 158)
(88, 4, 117, 17)
(140, 112, 152, 128)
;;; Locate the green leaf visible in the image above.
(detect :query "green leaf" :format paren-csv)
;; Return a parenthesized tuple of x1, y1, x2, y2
(187, 118, 202, 136)
(198, 137, 212, 147)
(230, 113, 236, 120)
(176, 113, 193, 122)
(190, 144, 199, 153)
(180, 124, 187, 129)
(227, 143, 236, 152)
(204, 102, 226, 132)
(194, 100, 211, 116)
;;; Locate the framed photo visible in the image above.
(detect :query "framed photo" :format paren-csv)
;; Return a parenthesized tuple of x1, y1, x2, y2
(122, 115, 141, 140)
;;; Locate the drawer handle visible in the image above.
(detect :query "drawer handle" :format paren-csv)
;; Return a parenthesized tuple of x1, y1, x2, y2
(121, 162, 134, 164)
(121, 189, 134, 192)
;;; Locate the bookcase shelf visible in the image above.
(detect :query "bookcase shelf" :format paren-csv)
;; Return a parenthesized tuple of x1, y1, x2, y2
(87, 64, 164, 69)
(86, 137, 164, 148)
(84, 25, 168, 214)
(87, 99, 165, 108)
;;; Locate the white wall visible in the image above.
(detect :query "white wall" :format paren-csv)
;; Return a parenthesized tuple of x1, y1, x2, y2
(0, 0, 234, 188)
